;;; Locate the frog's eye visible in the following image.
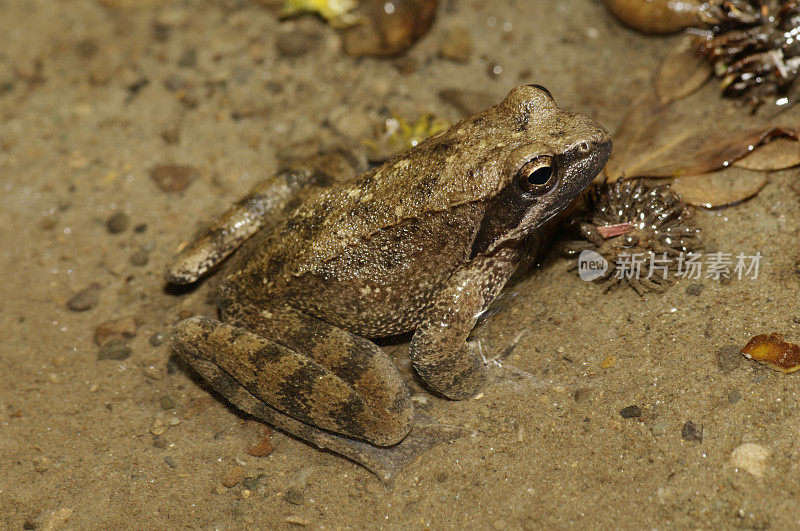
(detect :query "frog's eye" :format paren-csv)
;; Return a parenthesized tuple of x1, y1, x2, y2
(526, 84, 553, 100)
(516, 155, 556, 195)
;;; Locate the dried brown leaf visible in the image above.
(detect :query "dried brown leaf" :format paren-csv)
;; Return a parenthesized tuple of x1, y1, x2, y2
(655, 37, 712, 104)
(670, 168, 768, 207)
(733, 136, 800, 170)
(605, 81, 800, 182)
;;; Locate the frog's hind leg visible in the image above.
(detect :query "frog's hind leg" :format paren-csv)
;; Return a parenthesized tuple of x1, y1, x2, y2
(171, 311, 466, 482)
(165, 151, 360, 284)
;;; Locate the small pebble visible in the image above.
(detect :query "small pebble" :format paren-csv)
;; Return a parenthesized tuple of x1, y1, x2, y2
(106, 212, 130, 234)
(97, 341, 131, 361)
(276, 27, 322, 58)
(151, 418, 167, 436)
(160, 395, 176, 410)
(285, 515, 310, 527)
(681, 421, 703, 442)
(242, 474, 267, 491)
(221, 465, 245, 488)
(652, 420, 667, 436)
(685, 282, 704, 296)
(246, 436, 274, 457)
(727, 389, 742, 403)
(619, 405, 642, 419)
(731, 442, 770, 477)
(150, 164, 198, 193)
(283, 487, 305, 505)
(67, 283, 101, 311)
(177, 48, 197, 68)
(133, 223, 147, 233)
(95, 316, 138, 346)
(341, 0, 437, 57)
(143, 365, 164, 380)
(152, 435, 167, 449)
(150, 332, 166, 347)
(573, 388, 593, 403)
(393, 56, 418, 75)
(130, 249, 149, 266)
(164, 456, 176, 468)
(715, 345, 742, 374)
(439, 26, 472, 62)
(161, 127, 180, 145)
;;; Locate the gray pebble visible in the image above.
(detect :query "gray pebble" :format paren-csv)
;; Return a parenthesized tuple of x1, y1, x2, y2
(685, 283, 704, 296)
(67, 283, 100, 311)
(164, 456, 176, 468)
(160, 395, 176, 410)
(152, 435, 167, 449)
(681, 421, 703, 442)
(130, 249, 149, 266)
(177, 48, 197, 68)
(150, 332, 166, 347)
(141, 241, 156, 253)
(715, 345, 742, 374)
(106, 212, 130, 234)
(439, 26, 472, 63)
(242, 474, 267, 490)
(619, 405, 642, 419)
(283, 487, 305, 505)
(652, 420, 667, 436)
(97, 340, 131, 361)
(276, 28, 322, 58)
(573, 387, 593, 403)
(727, 389, 742, 403)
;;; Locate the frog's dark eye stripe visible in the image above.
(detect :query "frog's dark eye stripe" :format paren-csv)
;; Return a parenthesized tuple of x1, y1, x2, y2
(526, 84, 553, 99)
(516, 155, 556, 195)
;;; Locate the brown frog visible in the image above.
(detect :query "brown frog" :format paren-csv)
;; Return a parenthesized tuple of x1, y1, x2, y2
(166, 85, 611, 479)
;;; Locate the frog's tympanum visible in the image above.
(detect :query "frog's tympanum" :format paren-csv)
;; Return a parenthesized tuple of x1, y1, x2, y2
(166, 85, 611, 480)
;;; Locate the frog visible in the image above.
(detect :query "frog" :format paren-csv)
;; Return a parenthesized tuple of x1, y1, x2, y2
(166, 85, 612, 480)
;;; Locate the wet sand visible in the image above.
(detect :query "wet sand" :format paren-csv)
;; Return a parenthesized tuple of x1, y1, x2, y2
(2, 0, 800, 528)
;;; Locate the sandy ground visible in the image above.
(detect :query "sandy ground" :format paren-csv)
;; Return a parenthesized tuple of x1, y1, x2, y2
(2, 0, 800, 528)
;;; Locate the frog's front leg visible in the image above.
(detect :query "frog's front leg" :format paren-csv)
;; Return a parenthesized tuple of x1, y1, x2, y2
(172, 304, 414, 446)
(409, 247, 520, 400)
(166, 151, 360, 284)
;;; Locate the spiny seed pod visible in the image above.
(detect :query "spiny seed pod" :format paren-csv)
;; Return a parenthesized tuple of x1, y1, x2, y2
(696, 0, 800, 106)
(565, 180, 703, 295)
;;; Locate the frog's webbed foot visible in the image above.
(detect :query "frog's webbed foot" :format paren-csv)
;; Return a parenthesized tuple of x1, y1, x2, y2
(184, 355, 466, 486)
(165, 151, 360, 284)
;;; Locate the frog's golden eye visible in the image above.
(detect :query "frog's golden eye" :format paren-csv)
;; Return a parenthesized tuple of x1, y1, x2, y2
(516, 155, 556, 195)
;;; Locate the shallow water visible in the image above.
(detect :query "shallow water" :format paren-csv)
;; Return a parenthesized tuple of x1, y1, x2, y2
(2, 0, 800, 528)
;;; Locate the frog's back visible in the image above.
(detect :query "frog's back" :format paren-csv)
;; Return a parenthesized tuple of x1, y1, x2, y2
(271, 113, 518, 279)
